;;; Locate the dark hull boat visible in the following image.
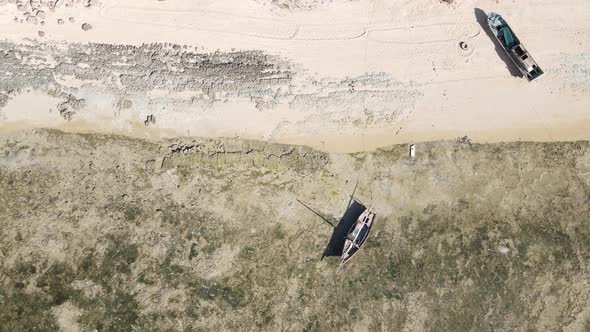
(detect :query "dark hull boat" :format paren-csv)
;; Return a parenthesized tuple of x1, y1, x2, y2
(487, 12, 544, 81)
(297, 182, 377, 271)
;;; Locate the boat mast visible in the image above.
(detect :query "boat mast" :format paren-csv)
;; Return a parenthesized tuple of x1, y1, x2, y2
(296, 199, 336, 228)
(346, 180, 359, 209)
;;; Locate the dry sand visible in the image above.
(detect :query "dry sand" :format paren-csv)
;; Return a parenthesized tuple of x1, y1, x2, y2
(0, 0, 589, 152)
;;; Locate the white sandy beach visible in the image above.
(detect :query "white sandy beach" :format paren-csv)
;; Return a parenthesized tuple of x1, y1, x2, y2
(0, 0, 589, 151)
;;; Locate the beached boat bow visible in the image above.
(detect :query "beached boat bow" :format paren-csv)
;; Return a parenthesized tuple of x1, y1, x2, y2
(487, 12, 544, 81)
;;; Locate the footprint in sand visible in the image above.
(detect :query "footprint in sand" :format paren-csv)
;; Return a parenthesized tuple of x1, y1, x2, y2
(82, 23, 92, 31)
(25, 15, 38, 24)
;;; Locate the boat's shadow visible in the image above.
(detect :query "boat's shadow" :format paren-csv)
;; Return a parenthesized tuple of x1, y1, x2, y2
(322, 200, 366, 259)
(474, 8, 523, 78)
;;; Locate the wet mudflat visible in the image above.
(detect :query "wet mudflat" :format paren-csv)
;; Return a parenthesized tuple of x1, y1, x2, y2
(0, 129, 589, 331)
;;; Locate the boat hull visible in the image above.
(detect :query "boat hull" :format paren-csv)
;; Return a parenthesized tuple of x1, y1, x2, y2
(338, 208, 375, 268)
(487, 12, 544, 81)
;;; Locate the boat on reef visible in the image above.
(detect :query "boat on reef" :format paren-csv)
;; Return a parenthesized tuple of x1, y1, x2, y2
(297, 182, 376, 271)
(338, 204, 375, 271)
(487, 12, 544, 81)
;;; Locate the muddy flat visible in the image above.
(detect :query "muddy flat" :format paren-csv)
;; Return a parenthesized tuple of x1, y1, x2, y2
(1, 129, 589, 330)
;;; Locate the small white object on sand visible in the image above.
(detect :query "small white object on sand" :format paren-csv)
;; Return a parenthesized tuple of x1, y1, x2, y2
(410, 144, 416, 158)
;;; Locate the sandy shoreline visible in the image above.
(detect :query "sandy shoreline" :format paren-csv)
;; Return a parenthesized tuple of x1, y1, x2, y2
(1, 0, 589, 151)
